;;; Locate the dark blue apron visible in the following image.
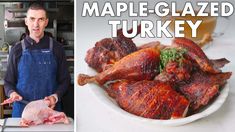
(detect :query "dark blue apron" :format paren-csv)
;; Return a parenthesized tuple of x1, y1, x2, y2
(12, 37, 61, 117)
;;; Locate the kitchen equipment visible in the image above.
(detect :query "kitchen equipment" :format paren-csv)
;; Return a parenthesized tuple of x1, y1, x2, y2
(4, 19, 57, 45)
(0, 5, 5, 47)
(0, 118, 7, 132)
(0, 118, 26, 132)
(5, 27, 26, 45)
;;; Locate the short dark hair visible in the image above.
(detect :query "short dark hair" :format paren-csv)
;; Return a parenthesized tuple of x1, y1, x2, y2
(27, 3, 48, 18)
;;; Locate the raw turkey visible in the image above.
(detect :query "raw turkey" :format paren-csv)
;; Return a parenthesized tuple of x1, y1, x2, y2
(20, 100, 69, 126)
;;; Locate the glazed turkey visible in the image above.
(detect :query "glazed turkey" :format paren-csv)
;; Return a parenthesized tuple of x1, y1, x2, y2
(154, 38, 232, 112)
(78, 36, 232, 120)
(177, 70, 232, 112)
(155, 57, 231, 112)
(172, 38, 221, 73)
(85, 25, 141, 72)
(78, 47, 160, 86)
(106, 80, 189, 119)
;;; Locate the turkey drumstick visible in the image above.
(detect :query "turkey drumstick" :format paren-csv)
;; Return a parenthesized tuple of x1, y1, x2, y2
(78, 47, 160, 86)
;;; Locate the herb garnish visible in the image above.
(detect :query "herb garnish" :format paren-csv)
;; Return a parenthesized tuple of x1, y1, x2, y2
(159, 47, 187, 72)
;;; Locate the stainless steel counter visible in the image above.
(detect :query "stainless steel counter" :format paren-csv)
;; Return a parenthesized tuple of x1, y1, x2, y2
(0, 118, 74, 132)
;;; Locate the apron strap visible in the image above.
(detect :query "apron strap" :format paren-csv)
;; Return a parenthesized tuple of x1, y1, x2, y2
(21, 37, 53, 51)
(49, 37, 53, 51)
(21, 39, 26, 51)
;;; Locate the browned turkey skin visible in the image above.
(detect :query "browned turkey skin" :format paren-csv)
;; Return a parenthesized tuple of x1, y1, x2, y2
(106, 80, 189, 119)
(177, 70, 231, 112)
(85, 25, 141, 72)
(155, 38, 232, 113)
(78, 36, 232, 119)
(78, 47, 160, 86)
(172, 38, 221, 73)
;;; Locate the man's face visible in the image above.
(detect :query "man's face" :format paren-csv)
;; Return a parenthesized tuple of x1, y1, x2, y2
(25, 9, 48, 40)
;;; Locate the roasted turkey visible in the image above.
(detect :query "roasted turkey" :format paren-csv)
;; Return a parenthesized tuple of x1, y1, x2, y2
(85, 25, 141, 72)
(78, 47, 160, 85)
(106, 80, 189, 119)
(78, 36, 232, 119)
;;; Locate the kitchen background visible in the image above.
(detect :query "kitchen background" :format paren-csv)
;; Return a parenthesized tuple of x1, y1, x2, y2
(0, 0, 74, 119)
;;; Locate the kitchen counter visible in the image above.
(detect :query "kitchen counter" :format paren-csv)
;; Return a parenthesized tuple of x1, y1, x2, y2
(0, 118, 74, 132)
(75, 0, 235, 132)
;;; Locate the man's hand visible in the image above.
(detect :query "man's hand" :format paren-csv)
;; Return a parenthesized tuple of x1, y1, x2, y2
(10, 92, 22, 101)
(44, 95, 57, 109)
(1, 92, 22, 105)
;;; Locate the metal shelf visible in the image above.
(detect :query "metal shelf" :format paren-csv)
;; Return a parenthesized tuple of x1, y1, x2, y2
(66, 58, 74, 62)
(8, 8, 59, 13)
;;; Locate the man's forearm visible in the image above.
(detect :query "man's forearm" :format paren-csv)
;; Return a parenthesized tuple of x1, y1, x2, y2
(4, 81, 16, 97)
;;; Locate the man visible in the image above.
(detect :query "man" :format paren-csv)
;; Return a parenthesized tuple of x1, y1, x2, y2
(3, 3, 71, 117)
